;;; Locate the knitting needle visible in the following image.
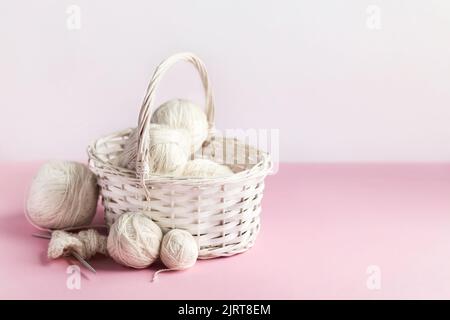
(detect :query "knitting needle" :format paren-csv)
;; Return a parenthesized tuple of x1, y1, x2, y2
(32, 233, 51, 240)
(71, 251, 97, 274)
(32, 233, 97, 274)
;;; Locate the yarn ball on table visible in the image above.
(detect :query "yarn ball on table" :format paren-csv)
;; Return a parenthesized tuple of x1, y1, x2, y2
(26, 161, 99, 230)
(181, 159, 233, 178)
(160, 229, 199, 270)
(107, 212, 163, 269)
(151, 99, 208, 153)
(115, 124, 191, 176)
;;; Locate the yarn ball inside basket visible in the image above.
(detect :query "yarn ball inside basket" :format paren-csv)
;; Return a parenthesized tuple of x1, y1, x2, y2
(107, 212, 163, 269)
(160, 229, 199, 270)
(146, 125, 192, 175)
(115, 124, 191, 176)
(151, 98, 208, 153)
(26, 161, 98, 229)
(181, 159, 233, 178)
(115, 98, 208, 172)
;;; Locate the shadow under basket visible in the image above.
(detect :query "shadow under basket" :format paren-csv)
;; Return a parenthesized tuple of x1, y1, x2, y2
(87, 53, 272, 259)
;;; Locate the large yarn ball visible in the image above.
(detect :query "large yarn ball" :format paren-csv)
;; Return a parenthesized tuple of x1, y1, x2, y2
(26, 161, 98, 229)
(107, 212, 163, 269)
(160, 229, 199, 270)
(151, 99, 208, 153)
(182, 159, 233, 178)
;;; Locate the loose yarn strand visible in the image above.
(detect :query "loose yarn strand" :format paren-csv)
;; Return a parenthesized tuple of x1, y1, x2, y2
(152, 267, 184, 282)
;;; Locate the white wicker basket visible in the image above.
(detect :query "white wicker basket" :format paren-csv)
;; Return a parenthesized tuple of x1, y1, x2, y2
(87, 53, 272, 259)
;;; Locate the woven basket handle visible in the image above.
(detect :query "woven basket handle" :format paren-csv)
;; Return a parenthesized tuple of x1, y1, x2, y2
(136, 52, 215, 179)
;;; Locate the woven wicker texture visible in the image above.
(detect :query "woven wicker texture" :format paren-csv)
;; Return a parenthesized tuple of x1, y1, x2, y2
(88, 53, 271, 259)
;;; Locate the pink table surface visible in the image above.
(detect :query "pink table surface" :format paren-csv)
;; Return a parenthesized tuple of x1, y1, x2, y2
(1, 162, 450, 300)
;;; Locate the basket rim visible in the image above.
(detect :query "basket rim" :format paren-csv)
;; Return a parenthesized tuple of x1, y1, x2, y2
(87, 128, 272, 185)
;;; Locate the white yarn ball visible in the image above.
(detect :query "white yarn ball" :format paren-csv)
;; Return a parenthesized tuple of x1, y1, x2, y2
(115, 99, 208, 172)
(115, 125, 191, 176)
(160, 229, 198, 270)
(26, 161, 98, 229)
(182, 159, 233, 178)
(151, 99, 208, 153)
(107, 212, 163, 269)
(147, 125, 191, 175)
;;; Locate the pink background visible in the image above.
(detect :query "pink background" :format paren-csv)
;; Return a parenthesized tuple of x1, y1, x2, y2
(1, 1, 450, 300)
(2, 163, 450, 299)
(1, 1, 450, 162)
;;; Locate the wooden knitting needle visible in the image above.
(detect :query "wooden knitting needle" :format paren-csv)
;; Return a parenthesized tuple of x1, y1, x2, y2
(32, 233, 97, 274)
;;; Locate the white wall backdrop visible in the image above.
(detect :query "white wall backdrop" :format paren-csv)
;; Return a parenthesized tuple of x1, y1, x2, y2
(1, 0, 450, 162)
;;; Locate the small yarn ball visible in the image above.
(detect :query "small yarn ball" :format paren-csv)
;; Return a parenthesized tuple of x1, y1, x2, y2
(107, 212, 163, 269)
(181, 159, 233, 178)
(115, 125, 191, 176)
(160, 229, 199, 270)
(26, 161, 98, 229)
(151, 99, 208, 153)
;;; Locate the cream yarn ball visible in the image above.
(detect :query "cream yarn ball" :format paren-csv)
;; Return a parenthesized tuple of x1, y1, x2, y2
(115, 99, 208, 174)
(26, 161, 98, 229)
(182, 159, 233, 178)
(160, 229, 199, 270)
(151, 99, 208, 153)
(107, 212, 163, 269)
(146, 125, 191, 175)
(115, 124, 191, 175)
